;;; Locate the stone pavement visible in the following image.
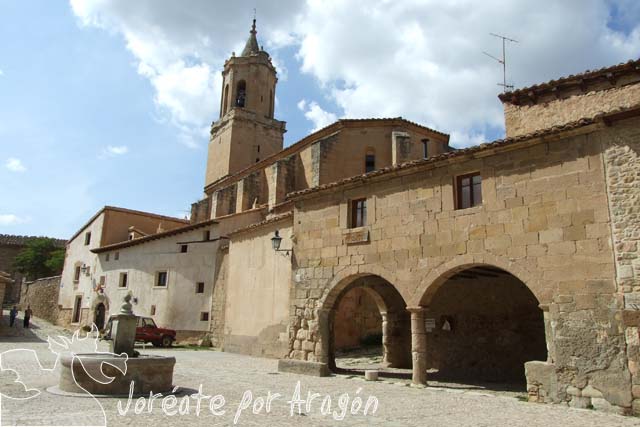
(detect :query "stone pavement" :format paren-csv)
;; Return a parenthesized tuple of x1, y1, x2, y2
(1, 317, 639, 426)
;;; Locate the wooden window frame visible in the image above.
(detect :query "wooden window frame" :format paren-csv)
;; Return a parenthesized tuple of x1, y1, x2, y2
(365, 153, 376, 173)
(456, 172, 482, 210)
(73, 265, 81, 283)
(350, 198, 367, 228)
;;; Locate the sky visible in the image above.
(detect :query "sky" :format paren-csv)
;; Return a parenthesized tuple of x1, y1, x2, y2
(0, 0, 639, 239)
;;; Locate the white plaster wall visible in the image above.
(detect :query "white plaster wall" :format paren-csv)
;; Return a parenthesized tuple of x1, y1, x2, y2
(98, 226, 218, 332)
(58, 213, 105, 319)
(225, 223, 292, 338)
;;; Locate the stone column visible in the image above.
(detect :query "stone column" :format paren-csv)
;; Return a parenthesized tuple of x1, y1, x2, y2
(382, 311, 407, 368)
(539, 303, 556, 363)
(408, 306, 428, 386)
(317, 308, 335, 370)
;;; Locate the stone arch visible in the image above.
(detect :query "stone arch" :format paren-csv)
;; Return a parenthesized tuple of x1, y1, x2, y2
(413, 253, 546, 308)
(235, 80, 247, 108)
(320, 264, 408, 311)
(414, 255, 548, 383)
(318, 268, 412, 372)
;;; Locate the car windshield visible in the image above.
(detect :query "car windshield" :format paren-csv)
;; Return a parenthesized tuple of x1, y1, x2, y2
(142, 318, 157, 328)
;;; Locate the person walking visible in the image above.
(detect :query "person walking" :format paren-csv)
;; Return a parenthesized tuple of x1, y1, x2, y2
(23, 305, 32, 328)
(9, 306, 17, 327)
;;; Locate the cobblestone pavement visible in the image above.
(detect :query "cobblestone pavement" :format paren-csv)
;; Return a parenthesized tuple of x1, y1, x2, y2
(1, 318, 640, 426)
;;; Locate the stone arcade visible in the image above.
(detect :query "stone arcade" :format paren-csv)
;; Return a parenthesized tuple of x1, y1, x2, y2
(54, 20, 640, 414)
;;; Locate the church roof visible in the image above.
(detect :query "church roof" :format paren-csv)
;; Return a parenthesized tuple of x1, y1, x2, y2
(241, 19, 260, 57)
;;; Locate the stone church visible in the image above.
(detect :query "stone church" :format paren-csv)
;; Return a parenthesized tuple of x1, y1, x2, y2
(54, 20, 640, 414)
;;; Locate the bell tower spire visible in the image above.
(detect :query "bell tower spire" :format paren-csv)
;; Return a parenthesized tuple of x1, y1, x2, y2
(204, 18, 286, 189)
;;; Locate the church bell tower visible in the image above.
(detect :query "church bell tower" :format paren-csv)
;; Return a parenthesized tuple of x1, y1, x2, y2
(204, 19, 286, 188)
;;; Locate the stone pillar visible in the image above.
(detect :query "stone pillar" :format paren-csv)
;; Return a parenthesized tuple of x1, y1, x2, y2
(382, 311, 407, 368)
(317, 308, 335, 370)
(539, 304, 556, 363)
(408, 306, 427, 386)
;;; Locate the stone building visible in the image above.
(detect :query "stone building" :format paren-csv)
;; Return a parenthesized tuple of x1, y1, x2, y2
(53, 20, 640, 414)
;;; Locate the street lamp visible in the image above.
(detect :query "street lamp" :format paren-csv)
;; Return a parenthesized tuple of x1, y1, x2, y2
(271, 230, 291, 256)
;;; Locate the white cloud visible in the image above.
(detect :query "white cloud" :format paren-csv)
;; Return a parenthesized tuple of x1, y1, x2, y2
(100, 145, 129, 158)
(0, 214, 29, 226)
(298, 99, 338, 131)
(69, 0, 640, 148)
(5, 158, 26, 172)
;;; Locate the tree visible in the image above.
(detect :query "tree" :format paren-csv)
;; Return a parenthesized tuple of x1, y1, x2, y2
(13, 238, 65, 280)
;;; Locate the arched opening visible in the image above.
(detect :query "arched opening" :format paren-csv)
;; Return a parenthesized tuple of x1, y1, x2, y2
(235, 80, 246, 108)
(422, 265, 547, 387)
(326, 275, 411, 375)
(94, 303, 106, 330)
(365, 148, 376, 173)
(222, 84, 229, 116)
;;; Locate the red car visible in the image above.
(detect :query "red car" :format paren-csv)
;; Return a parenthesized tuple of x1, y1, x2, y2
(135, 317, 176, 347)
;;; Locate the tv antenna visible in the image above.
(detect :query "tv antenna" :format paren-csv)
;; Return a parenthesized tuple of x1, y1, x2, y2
(483, 33, 519, 93)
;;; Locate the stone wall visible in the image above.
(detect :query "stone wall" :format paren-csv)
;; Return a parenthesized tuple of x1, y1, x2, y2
(0, 244, 25, 303)
(287, 122, 633, 413)
(504, 83, 640, 138)
(209, 246, 228, 348)
(20, 276, 61, 324)
(333, 287, 382, 350)
(602, 117, 640, 413)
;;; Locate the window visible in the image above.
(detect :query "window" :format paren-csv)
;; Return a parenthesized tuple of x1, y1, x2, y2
(456, 173, 482, 209)
(180, 244, 188, 253)
(365, 153, 376, 173)
(350, 198, 367, 228)
(200, 312, 210, 321)
(118, 272, 128, 288)
(115, 252, 120, 261)
(422, 139, 429, 158)
(105, 253, 110, 262)
(236, 80, 246, 107)
(156, 271, 168, 287)
(150, 305, 156, 316)
(84, 232, 91, 246)
(72, 296, 82, 323)
(74, 266, 81, 283)
(203, 230, 211, 241)
(196, 282, 205, 294)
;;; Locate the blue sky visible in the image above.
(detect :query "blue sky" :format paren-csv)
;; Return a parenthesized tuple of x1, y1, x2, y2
(1, 1, 638, 239)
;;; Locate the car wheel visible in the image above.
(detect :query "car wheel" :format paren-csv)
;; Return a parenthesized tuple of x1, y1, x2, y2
(161, 336, 173, 348)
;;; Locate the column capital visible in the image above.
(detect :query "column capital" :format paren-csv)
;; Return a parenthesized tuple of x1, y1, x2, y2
(406, 306, 427, 314)
(538, 303, 550, 312)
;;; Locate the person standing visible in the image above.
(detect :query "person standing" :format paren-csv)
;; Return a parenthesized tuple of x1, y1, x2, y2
(23, 306, 32, 328)
(9, 306, 17, 327)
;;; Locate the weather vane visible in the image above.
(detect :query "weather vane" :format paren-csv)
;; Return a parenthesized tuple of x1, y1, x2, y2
(483, 33, 519, 93)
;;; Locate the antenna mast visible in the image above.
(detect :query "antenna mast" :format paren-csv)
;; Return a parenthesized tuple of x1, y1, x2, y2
(483, 33, 519, 93)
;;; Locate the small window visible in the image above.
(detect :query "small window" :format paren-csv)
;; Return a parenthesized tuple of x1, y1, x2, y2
(118, 272, 128, 288)
(105, 253, 110, 262)
(350, 198, 367, 228)
(84, 232, 91, 246)
(422, 139, 429, 158)
(196, 282, 205, 294)
(365, 153, 375, 173)
(150, 305, 156, 316)
(73, 266, 81, 283)
(456, 173, 482, 209)
(128, 234, 134, 241)
(203, 230, 210, 241)
(156, 271, 168, 287)
(115, 252, 120, 261)
(200, 312, 209, 321)
(180, 244, 188, 253)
